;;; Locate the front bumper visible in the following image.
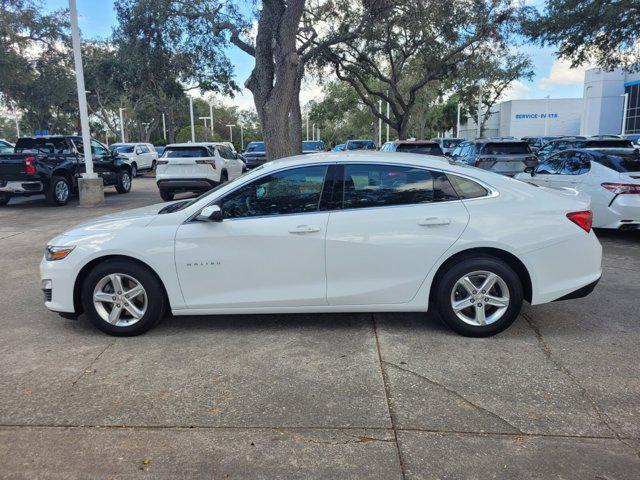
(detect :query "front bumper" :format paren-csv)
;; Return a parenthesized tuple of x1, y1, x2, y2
(0, 180, 43, 194)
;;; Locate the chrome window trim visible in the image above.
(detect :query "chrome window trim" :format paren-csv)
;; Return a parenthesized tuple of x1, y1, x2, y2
(185, 160, 498, 223)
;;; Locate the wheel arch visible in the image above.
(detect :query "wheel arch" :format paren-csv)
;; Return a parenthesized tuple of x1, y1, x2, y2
(73, 254, 170, 315)
(51, 168, 74, 188)
(428, 247, 533, 304)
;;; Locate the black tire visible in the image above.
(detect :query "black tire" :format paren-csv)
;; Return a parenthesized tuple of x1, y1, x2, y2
(131, 163, 138, 177)
(151, 160, 157, 171)
(45, 175, 71, 206)
(81, 259, 166, 336)
(159, 189, 174, 201)
(434, 256, 523, 337)
(0, 193, 11, 206)
(115, 169, 132, 194)
(220, 170, 228, 183)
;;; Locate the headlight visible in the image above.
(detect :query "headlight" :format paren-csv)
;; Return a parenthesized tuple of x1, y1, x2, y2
(45, 245, 75, 261)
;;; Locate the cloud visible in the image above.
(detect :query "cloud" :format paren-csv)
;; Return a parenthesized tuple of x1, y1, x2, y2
(501, 80, 532, 101)
(538, 59, 592, 88)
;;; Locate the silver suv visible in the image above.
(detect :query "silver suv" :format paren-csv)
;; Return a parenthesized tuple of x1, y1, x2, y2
(449, 139, 537, 176)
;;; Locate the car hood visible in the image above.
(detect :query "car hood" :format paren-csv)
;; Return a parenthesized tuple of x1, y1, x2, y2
(57, 203, 168, 238)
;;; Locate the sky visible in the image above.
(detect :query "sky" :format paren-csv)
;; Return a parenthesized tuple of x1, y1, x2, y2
(44, 0, 590, 110)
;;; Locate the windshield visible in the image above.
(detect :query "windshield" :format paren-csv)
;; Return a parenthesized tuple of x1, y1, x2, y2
(346, 140, 375, 150)
(583, 140, 634, 148)
(302, 141, 325, 151)
(246, 142, 265, 153)
(481, 142, 530, 155)
(160, 166, 265, 214)
(112, 145, 134, 153)
(442, 139, 462, 148)
(396, 144, 443, 155)
(163, 146, 210, 158)
(595, 152, 640, 172)
(15, 137, 70, 154)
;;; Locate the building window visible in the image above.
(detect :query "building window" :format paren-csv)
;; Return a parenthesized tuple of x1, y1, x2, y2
(625, 84, 640, 134)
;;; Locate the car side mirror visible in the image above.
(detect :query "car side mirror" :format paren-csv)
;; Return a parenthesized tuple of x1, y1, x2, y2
(524, 166, 535, 176)
(197, 204, 223, 222)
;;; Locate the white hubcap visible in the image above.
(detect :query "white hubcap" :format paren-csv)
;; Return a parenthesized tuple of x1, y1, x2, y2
(450, 270, 510, 326)
(93, 273, 147, 327)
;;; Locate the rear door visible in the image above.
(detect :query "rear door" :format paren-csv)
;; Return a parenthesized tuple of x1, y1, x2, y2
(550, 151, 591, 189)
(324, 163, 469, 305)
(530, 153, 566, 187)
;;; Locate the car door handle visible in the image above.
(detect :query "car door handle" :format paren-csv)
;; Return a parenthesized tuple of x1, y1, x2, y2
(418, 217, 451, 227)
(289, 225, 321, 234)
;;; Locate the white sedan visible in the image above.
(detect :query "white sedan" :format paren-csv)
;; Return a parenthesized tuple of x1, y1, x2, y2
(40, 152, 602, 337)
(515, 148, 640, 230)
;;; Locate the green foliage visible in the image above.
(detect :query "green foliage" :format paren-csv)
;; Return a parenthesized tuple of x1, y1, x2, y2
(525, 0, 640, 71)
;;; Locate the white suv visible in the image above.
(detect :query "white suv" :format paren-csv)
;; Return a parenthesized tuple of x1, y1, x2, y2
(110, 143, 158, 177)
(155, 142, 245, 201)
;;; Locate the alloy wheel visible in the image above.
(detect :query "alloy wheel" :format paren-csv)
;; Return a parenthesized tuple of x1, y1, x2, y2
(55, 180, 69, 202)
(122, 172, 131, 190)
(450, 270, 510, 326)
(93, 273, 147, 327)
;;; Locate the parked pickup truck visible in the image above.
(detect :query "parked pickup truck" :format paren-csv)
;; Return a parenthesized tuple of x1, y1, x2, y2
(0, 135, 133, 206)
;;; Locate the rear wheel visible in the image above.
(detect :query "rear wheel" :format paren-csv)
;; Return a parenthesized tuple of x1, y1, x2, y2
(220, 170, 228, 183)
(159, 190, 174, 201)
(151, 160, 157, 171)
(131, 163, 138, 177)
(45, 175, 71, 206)
(0, 193, 11, 206)
(434, 256, 523, 337)
(115, 169, 132, 194)
(81, 259, 166, 336)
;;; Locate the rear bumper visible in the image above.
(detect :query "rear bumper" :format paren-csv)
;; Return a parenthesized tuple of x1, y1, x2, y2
(157, 178, 216, 193)
(0, 180, 43, 194)
(554, 277, 600, 301)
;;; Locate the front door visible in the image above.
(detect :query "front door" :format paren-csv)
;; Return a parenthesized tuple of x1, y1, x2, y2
(175, 164, 330, 309)
(324, 164, 469, 305)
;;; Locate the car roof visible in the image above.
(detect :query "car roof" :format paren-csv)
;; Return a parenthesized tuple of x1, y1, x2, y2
(472, 138, 527, 144)
(165, 142, 225, 147)
(391, 140, 439, 145)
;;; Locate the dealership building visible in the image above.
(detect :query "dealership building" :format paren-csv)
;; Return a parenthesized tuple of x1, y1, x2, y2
(459, 67, 640, 139)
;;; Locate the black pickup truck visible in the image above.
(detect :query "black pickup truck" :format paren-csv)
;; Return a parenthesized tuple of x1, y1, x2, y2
(0, 135, 132, 206)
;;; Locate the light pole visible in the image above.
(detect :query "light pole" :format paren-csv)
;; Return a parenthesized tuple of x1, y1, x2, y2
(312, 123, 316, 141)
(225, 124, 235, 144)
(306, 116, 309, 141)
(161, 113, 167, 141)
(240, 124, 244, 150)
(621, 92, 629, 135)
(69, 0, 103, 205)
(544, 95, 550, 136)
(456, 103, 461, 138)
(378, 99, 382, 146)
(119, 107, 126, 143)
(476, 83, 483, 139)
(209, 103, 214, 135)
(189, 96, 195, 143)
(386, 101, 390, 142)
(199, 116, 209, 129)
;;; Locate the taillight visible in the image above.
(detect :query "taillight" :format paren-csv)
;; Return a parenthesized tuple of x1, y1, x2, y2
(475, 157, 496, 167)
(566, 210, 593, 233)
(601, 182, 640, 194)
(24, 156, 36, 175)
(196, 159, 216, 169)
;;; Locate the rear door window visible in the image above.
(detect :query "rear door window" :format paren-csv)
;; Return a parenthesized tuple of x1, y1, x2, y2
(561, 152, 590, 175)
(341, 164, 457, 209)
(594, 152, 640, 172)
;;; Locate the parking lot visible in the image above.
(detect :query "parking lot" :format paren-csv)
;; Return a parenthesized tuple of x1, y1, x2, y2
(0, 176, 639, 479)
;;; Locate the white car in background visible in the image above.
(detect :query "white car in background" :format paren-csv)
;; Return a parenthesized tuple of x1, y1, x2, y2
(155, 142, 245, 201)
(41, 151, 601, 337)
(515, 148, 640, 230)
(110, 142, 158, 177)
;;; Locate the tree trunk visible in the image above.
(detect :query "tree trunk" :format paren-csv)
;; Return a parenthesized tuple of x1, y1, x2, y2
(397, 115, 410, 140)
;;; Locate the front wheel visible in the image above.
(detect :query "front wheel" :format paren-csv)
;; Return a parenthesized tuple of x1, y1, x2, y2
(0, 193, 11, 206)
(131, 163, 138, 177)
(434, 257, 523, 337)
(115, 169, 132, 194)
(81, 259, 166, 336)
(159, 190, 174, 201)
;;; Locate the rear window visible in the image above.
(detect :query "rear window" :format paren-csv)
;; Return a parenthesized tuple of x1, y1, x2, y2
(583, 140, 634, 148)
(446, 174, 488, 199)
(346, 140, 375, 150)
(594, 152, 640, 172)
(15, 137, 70, 154)
(163, 146, 210, 158)
(481, 142, 530, 155)
(246, 142, 265, 153)
(302, 141, 325, 151)
(396, 144, 443, 156)
(442, 139, 462, 148)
